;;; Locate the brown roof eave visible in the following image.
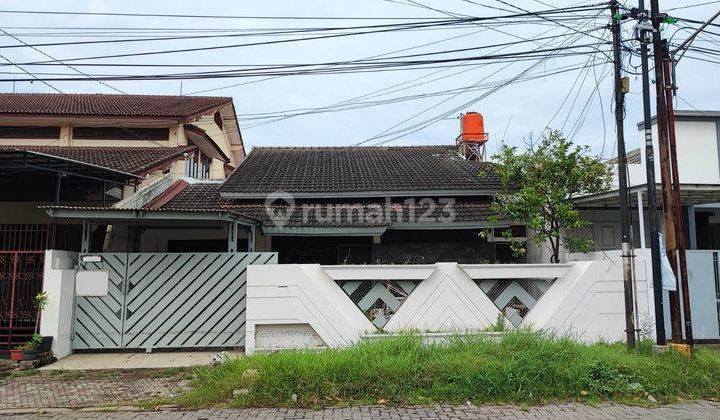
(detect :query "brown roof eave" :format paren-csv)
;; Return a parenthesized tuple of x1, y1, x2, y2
(132, 145, 196, 175)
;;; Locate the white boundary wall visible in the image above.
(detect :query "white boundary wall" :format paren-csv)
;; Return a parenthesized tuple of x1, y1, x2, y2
(246, 260, 651, 354)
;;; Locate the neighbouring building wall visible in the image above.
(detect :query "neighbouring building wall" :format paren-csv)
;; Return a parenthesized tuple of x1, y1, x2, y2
(576, 209, 652, 251)
(613, 119, 720, 189)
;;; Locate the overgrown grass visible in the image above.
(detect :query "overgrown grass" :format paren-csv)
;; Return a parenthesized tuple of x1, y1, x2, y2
(179, 331, 720, 408)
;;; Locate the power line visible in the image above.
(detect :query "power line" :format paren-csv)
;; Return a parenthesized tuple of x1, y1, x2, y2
(0, 44, 609, 82)
(0, 9, 444, 20)
(354, 8, 606, 146)
(668, 1, 720, 12)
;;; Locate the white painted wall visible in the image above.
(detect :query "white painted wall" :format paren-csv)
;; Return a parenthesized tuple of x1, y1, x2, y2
(245, 264, 376, 354)
(40, 250, 78, 359)
(609, 119, 720, 189)
(245, 261, 649, 353)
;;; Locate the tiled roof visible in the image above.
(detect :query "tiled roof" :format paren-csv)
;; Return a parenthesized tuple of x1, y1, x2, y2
(606, 148, 641, 165)
(0, 93, 232, 119)
(160, 183, 499, 227)
(0, 145, 195, 175)
(220, 145, 503, 197)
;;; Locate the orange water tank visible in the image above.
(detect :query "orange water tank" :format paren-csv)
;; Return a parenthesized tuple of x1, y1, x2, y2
(461, 112, 487, 143)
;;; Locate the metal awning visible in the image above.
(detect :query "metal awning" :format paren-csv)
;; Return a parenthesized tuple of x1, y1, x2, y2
(262, 226, 389, 236)
(0, 149, 142, 185)
(574, 184, 720, 209)
(43, 206, 257, 226)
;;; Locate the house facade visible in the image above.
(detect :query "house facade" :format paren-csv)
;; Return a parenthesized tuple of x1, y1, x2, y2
(575, 110, 720, 252)
(573, 110, 720, 343)
(49, 145, 524, 263)
(0, 93, 245, 354)
(0, 93, 245, 249)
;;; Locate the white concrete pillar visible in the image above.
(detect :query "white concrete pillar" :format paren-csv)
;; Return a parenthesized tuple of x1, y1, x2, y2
(59, 124, 71, 146)
(169, 159, 187, 178)
(40, 250, 78, 360)
(637, 191, 646, 249)
(209, 158, 225, 180)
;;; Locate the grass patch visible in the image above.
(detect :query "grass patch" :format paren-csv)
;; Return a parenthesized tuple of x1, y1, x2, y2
(179, 331, 720, 408)
(9, 368, 38, 378)
(146, 367, 195, 379)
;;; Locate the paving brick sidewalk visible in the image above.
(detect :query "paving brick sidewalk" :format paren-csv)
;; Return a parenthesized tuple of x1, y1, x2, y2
(4, 401, 720, 419)
(0, 370, 191, 410)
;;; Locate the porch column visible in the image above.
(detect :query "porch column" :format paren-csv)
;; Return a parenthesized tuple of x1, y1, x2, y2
(248, 225, 256, 252)
(636, 191, 646, 248)
(687, 205, 697, 250)
(81, 220, 92, 254)
(227, 221, 238, 252)
(54, 173, 62, 205)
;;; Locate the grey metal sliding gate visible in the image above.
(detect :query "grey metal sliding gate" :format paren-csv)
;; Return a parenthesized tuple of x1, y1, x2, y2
(72, 252, 277, 351)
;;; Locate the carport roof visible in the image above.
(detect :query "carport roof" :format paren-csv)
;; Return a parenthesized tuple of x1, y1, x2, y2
(0, 148, 142, 184)
(574, 184, 720, 208)
(0, 145, 195, 175)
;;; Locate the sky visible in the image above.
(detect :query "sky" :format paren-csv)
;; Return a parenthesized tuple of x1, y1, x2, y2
(0, 0, 718, 158)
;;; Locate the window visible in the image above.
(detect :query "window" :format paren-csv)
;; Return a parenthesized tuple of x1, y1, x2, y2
(0, 126, 60, 139)
(73, 127, 169, 141)
(185, 151, 212, 179)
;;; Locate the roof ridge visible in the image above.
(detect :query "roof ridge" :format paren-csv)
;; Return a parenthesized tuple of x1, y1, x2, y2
(251, 145, 457, 151)
(0, 92, 232, 100)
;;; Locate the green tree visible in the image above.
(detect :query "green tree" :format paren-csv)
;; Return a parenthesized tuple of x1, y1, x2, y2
(491, 130, 611, 263)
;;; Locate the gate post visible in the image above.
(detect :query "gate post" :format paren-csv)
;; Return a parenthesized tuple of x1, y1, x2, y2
(40, 250, 77, 359)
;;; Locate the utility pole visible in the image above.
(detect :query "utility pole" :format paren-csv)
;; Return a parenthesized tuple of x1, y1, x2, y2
(634, 0, 666, 344)
(663, 41, 694, 347)
(649, 0, 683, 343)
(667, 0, 720, 350)
(610, 0, 636, 348)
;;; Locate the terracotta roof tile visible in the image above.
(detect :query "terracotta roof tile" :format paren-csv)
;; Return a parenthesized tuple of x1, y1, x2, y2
(0, 93, 231, 119)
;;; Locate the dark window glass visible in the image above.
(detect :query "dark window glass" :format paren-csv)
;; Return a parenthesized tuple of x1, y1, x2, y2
(73, 127, 169, 141)
(0, 126, 60, 139)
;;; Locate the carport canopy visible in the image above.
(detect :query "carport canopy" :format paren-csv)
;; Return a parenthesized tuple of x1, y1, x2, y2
(43, 206, 258, 253)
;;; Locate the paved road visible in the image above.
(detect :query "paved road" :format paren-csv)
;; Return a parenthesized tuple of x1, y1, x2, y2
(4, 402, 720, 419)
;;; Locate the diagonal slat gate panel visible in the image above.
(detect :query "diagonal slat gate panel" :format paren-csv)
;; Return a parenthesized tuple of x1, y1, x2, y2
(73, 253, 127, 350)
(123, 252, 276, 350)
(72, 252, 277, 351)
(73, 252, 277, 349)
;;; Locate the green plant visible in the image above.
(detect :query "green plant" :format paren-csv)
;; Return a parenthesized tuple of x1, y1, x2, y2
(500, 229, 527, 260)
(483, 312, 507, 332)
(34, 291, 49, 335)
(16, 334, 42, 352)
(491, 130, 611, 263)
(584, 360, 640, 397)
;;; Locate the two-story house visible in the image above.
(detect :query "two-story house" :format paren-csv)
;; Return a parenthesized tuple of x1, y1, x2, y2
(0, 93, 244, 250)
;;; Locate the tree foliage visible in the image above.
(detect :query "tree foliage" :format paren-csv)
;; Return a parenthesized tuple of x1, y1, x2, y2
(491, 130, 612, 263)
